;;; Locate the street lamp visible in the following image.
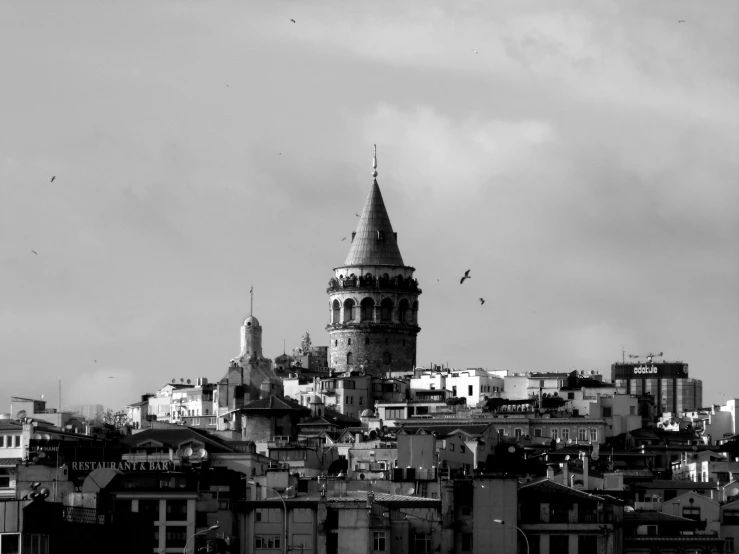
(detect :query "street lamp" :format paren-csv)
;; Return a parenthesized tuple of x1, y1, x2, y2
(493, 519, 529, 554)
(248, 481, 293, 554)
(183, 523, 219, 554)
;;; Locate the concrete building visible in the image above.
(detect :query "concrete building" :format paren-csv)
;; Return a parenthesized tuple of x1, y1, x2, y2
(612, 359, 703, 414)
(170, 378, 215, 424)
(9, 397, 75, 429)
(411, 367, 504, 408)
(325, 150, 421, 375)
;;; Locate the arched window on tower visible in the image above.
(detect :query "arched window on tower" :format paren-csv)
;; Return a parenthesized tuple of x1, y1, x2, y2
(360, 298, 375, 322)
(343, 299, 355, 322)
(380, 298, 393, 322)
(347, 352, 353, 365)
(332, 300, 340, 324)
(398, 299, 409, 323)
(383, 352, 391, 365)
(412, 301, 419, 324)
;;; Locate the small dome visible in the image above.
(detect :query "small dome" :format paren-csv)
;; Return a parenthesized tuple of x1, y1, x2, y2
(242, 315, 260, 327)
(361, 409, 374, 417)
(310, 395, 323, 405)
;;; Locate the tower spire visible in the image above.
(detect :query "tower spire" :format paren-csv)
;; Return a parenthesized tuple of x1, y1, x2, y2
(250, 285, 253, 316)
(372, 144, 378, 179)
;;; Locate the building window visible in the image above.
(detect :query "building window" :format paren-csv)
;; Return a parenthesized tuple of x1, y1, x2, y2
(343, 299, 355, 322)
(0, 470, 10, 488)
(403, 340, 406, 346)
(385, 408, 404, 419)
(449, 443, 455, 451)
(578, 428, 587, 441)
(348, 338, 352, 346)
(468, 385, 473, 396)
(551, 429, 559, 441)
(603, 407, 612, 417)
(549, 534, 569, 554)
(414, 533, 431, 554)
(22, 534, 49, 554)
(534, 429, 542, 437)
(724, 510, 739, 525)
(683, 507, 701, 521)
(578, 536, 597, 552)
(462, 533, 473, 552)
(209, 417, 217, 425)
(359, 397, 363, 406)
(255, 535, 281, 549)
(165, 528, 187, 548)
(347, 352, 353, 365)
(384, 338, 388, 345)
(292, 534, 312, 551)
(293, 508, 312, 523)
(561, 428, 570, 442)
(1, 534, 20, 554)
(365, 338, 370, 345)
(460, 445, 466, 453)
(256, 509, 282, 522)
(192, 418, 200, 426)
(568, 392, 575, 399)
(383, 352, 391, 365)
(725, 537, 735, 553)
(589, 428, 597, 442)
(373, 531, 386, 551)
(514, 428, 522, 439)
(166, 499, 187, 521)
(335, 340, 338, 346)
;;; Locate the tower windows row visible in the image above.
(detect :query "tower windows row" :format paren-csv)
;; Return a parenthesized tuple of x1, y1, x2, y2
(333, 337, 411, 347)
(330, 298, 418, 324)
(346, 352, 392, 365)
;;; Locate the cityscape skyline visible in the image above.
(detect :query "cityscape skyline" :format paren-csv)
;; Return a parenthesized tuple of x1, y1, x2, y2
(1, 0, 738, 414)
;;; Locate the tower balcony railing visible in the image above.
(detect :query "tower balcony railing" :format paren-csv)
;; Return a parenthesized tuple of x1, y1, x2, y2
(327, 276, 421, 294)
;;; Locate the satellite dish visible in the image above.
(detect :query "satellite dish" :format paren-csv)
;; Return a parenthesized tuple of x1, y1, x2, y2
(592, 454, 599, 461)
(556, 438, 561, 444)
(38, 452, 47, 459)
(564, 455, 571, 461)
(172, 379, 175, 383)
(724, 486, 738, 496)
(39, 488, 50, 498)
(175, 448, 184, 457)
(33, 433, 42, 440)
(692, 446, 698, 451)
(200, 450, 208, 461)
(43, 434, 51, 441)
(508, 446, 516, 454)
(16, 410, 27, 420)
(567, 438, 573, 444)
(184, 447, 193, 457)
(407, 487, 415, 495)
(180, 378, 184, 383)
(187, 379, 191, 384)
(359, 473, 366, 480)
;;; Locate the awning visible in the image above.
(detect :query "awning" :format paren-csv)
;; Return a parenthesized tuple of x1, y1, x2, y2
(0, 458, 22, 467)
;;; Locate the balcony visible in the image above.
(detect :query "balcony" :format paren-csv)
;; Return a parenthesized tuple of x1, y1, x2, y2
(62, 506, 107, 525)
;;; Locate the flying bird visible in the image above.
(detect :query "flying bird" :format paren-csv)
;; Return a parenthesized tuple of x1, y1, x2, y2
(50, 176, 56, 183)
(108, 376, 114, 379)
(472, 49, 479, 54)
(678, 19, 685, 22)
(460, 269, 471, 284)
(355, 213, 360, 217)
(290, 18, 296, 23)
(31, 250, 38, 255)
(341, 237, 346, 241)
(479, 298, 485, 305)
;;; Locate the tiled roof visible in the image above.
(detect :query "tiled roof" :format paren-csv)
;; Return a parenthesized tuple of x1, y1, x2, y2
(617, 469, 655, 478)
(520, 479, 621, 503)
(624, 511, 698, 524)
(325, 491, 439, 504)
(121, 427, 234, 452)
(632, 480, 718, 489)
(242, 396, 309, 413)
(343, 180, 405, 266)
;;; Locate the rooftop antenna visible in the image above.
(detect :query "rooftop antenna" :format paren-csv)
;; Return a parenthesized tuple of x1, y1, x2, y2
(621, 346, 625, 364)
(250, 285, 253, 316)
(372, 144, 378, 179)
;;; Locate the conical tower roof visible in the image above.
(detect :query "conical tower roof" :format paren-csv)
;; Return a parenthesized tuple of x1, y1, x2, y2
(344, 179, 405, 266)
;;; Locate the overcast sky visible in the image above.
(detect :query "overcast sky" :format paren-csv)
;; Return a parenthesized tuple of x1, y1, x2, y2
(1, 1, 737, 414)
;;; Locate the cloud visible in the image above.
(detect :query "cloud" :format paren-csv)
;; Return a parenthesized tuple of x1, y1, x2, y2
(357, 103, 558, 196)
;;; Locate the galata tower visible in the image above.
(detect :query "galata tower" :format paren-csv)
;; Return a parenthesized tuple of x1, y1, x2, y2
(326, 147, 421, 375)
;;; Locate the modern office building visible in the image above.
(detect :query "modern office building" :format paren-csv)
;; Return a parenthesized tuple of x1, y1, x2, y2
(611, 361, 702, 414)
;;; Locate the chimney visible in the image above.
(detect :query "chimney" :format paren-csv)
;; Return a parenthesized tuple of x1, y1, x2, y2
(335, 480, 347, 497)
(546, 465, 555, 480)
(583, 454, 589, 490)
(355, 432, 363, 444)
(562, 462, 569, 485)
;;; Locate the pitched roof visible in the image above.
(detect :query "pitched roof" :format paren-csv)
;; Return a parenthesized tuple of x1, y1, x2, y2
(343, 180, 404, 267)
(519, 479, 621, 503)
(242, 396, 309, 413)
(121, 427, 235, 452)
(624, 511, 699, 524)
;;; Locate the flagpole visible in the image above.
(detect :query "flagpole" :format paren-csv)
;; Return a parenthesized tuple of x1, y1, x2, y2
(250, 286, 253, 316)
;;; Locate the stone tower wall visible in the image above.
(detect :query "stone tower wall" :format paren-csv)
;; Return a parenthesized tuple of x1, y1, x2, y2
(326, 271, 420, 374)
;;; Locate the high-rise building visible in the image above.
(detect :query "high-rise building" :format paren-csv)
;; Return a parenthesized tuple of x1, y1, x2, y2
(611, 361, 703, 414)
(326, 148, 421, 375)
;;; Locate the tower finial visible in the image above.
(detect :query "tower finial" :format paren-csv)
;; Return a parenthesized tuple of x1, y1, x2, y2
(372, 144, 378, 178)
